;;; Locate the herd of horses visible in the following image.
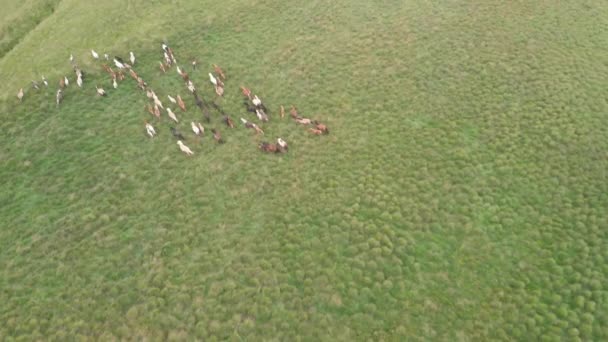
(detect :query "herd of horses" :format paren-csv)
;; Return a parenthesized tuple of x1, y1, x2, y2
(16, 42, 329, 156)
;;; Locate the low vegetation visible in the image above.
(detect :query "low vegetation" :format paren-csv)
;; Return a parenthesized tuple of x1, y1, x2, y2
(0, 0, 61, 59)
(0, 0, 607, 340)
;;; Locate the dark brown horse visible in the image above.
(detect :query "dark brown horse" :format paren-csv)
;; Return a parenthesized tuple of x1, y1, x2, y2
(194, 93, 204, 109)
(203, 107, 211, 123)
(137, 77, 147, 90)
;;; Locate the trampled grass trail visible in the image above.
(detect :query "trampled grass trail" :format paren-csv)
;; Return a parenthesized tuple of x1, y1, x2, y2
(1, 0, 607, 340)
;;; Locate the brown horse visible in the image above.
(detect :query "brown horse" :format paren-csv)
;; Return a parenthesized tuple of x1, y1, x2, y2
(277, 138, 288, 152)
(313, 121, 329, 134)
(259, 142, 279, 153)
(251, 123, 264, 135)
(223, 116, 235, 128)
(240, 86, 252, 99)
(290, 105, 299, 119)
(295, 117, 312, 125)
(256, 109, 269, 122)
(177, 95, 186, 112)
(211, 129, 225, 144)
(213, 64, 226, 80)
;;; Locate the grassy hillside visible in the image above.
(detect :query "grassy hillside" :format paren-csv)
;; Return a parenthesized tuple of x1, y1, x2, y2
(1, 0, 607, 340)
(0, 0, 61, 59)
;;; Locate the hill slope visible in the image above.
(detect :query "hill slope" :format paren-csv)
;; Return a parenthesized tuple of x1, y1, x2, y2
(1, 1, 607, 340)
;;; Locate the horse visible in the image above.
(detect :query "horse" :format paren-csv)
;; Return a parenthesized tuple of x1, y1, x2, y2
(295, 117, 312, 125)
(211, 129, 225, 144)
(259, 142, 278, 153)
(146, 104, 155, 117)
(215, 84, 224, 97)
(256, 109, 269, 122)
(213, 64, 226, 80)
(243, 101, 257, 113)
(194, 93, 205, 109)
(177, 95, 186, 112)
(223, 116, 235, 128)
(240, 86, 252, 99)
(309, 128, 323, 135)
(170, 127, 186, 140)
(277, 138, 288, 152)
(202, 107, 211, 123)
(210, 102, 226, 115)
(313, 121, 329, 134)
(290, 105, 299, 119)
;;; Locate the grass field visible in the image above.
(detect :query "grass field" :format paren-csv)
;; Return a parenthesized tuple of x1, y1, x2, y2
(1, 0, 607, 340)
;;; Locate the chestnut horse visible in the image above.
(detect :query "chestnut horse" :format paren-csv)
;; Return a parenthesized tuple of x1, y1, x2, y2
(259, 142, 278, 153)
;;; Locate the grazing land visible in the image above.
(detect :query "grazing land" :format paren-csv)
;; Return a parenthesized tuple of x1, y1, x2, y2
(1, 0, 607, 340)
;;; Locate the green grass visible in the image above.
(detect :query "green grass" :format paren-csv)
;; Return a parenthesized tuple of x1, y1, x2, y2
(1, 0, 608, 340)
(0, 0, 60, 59)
